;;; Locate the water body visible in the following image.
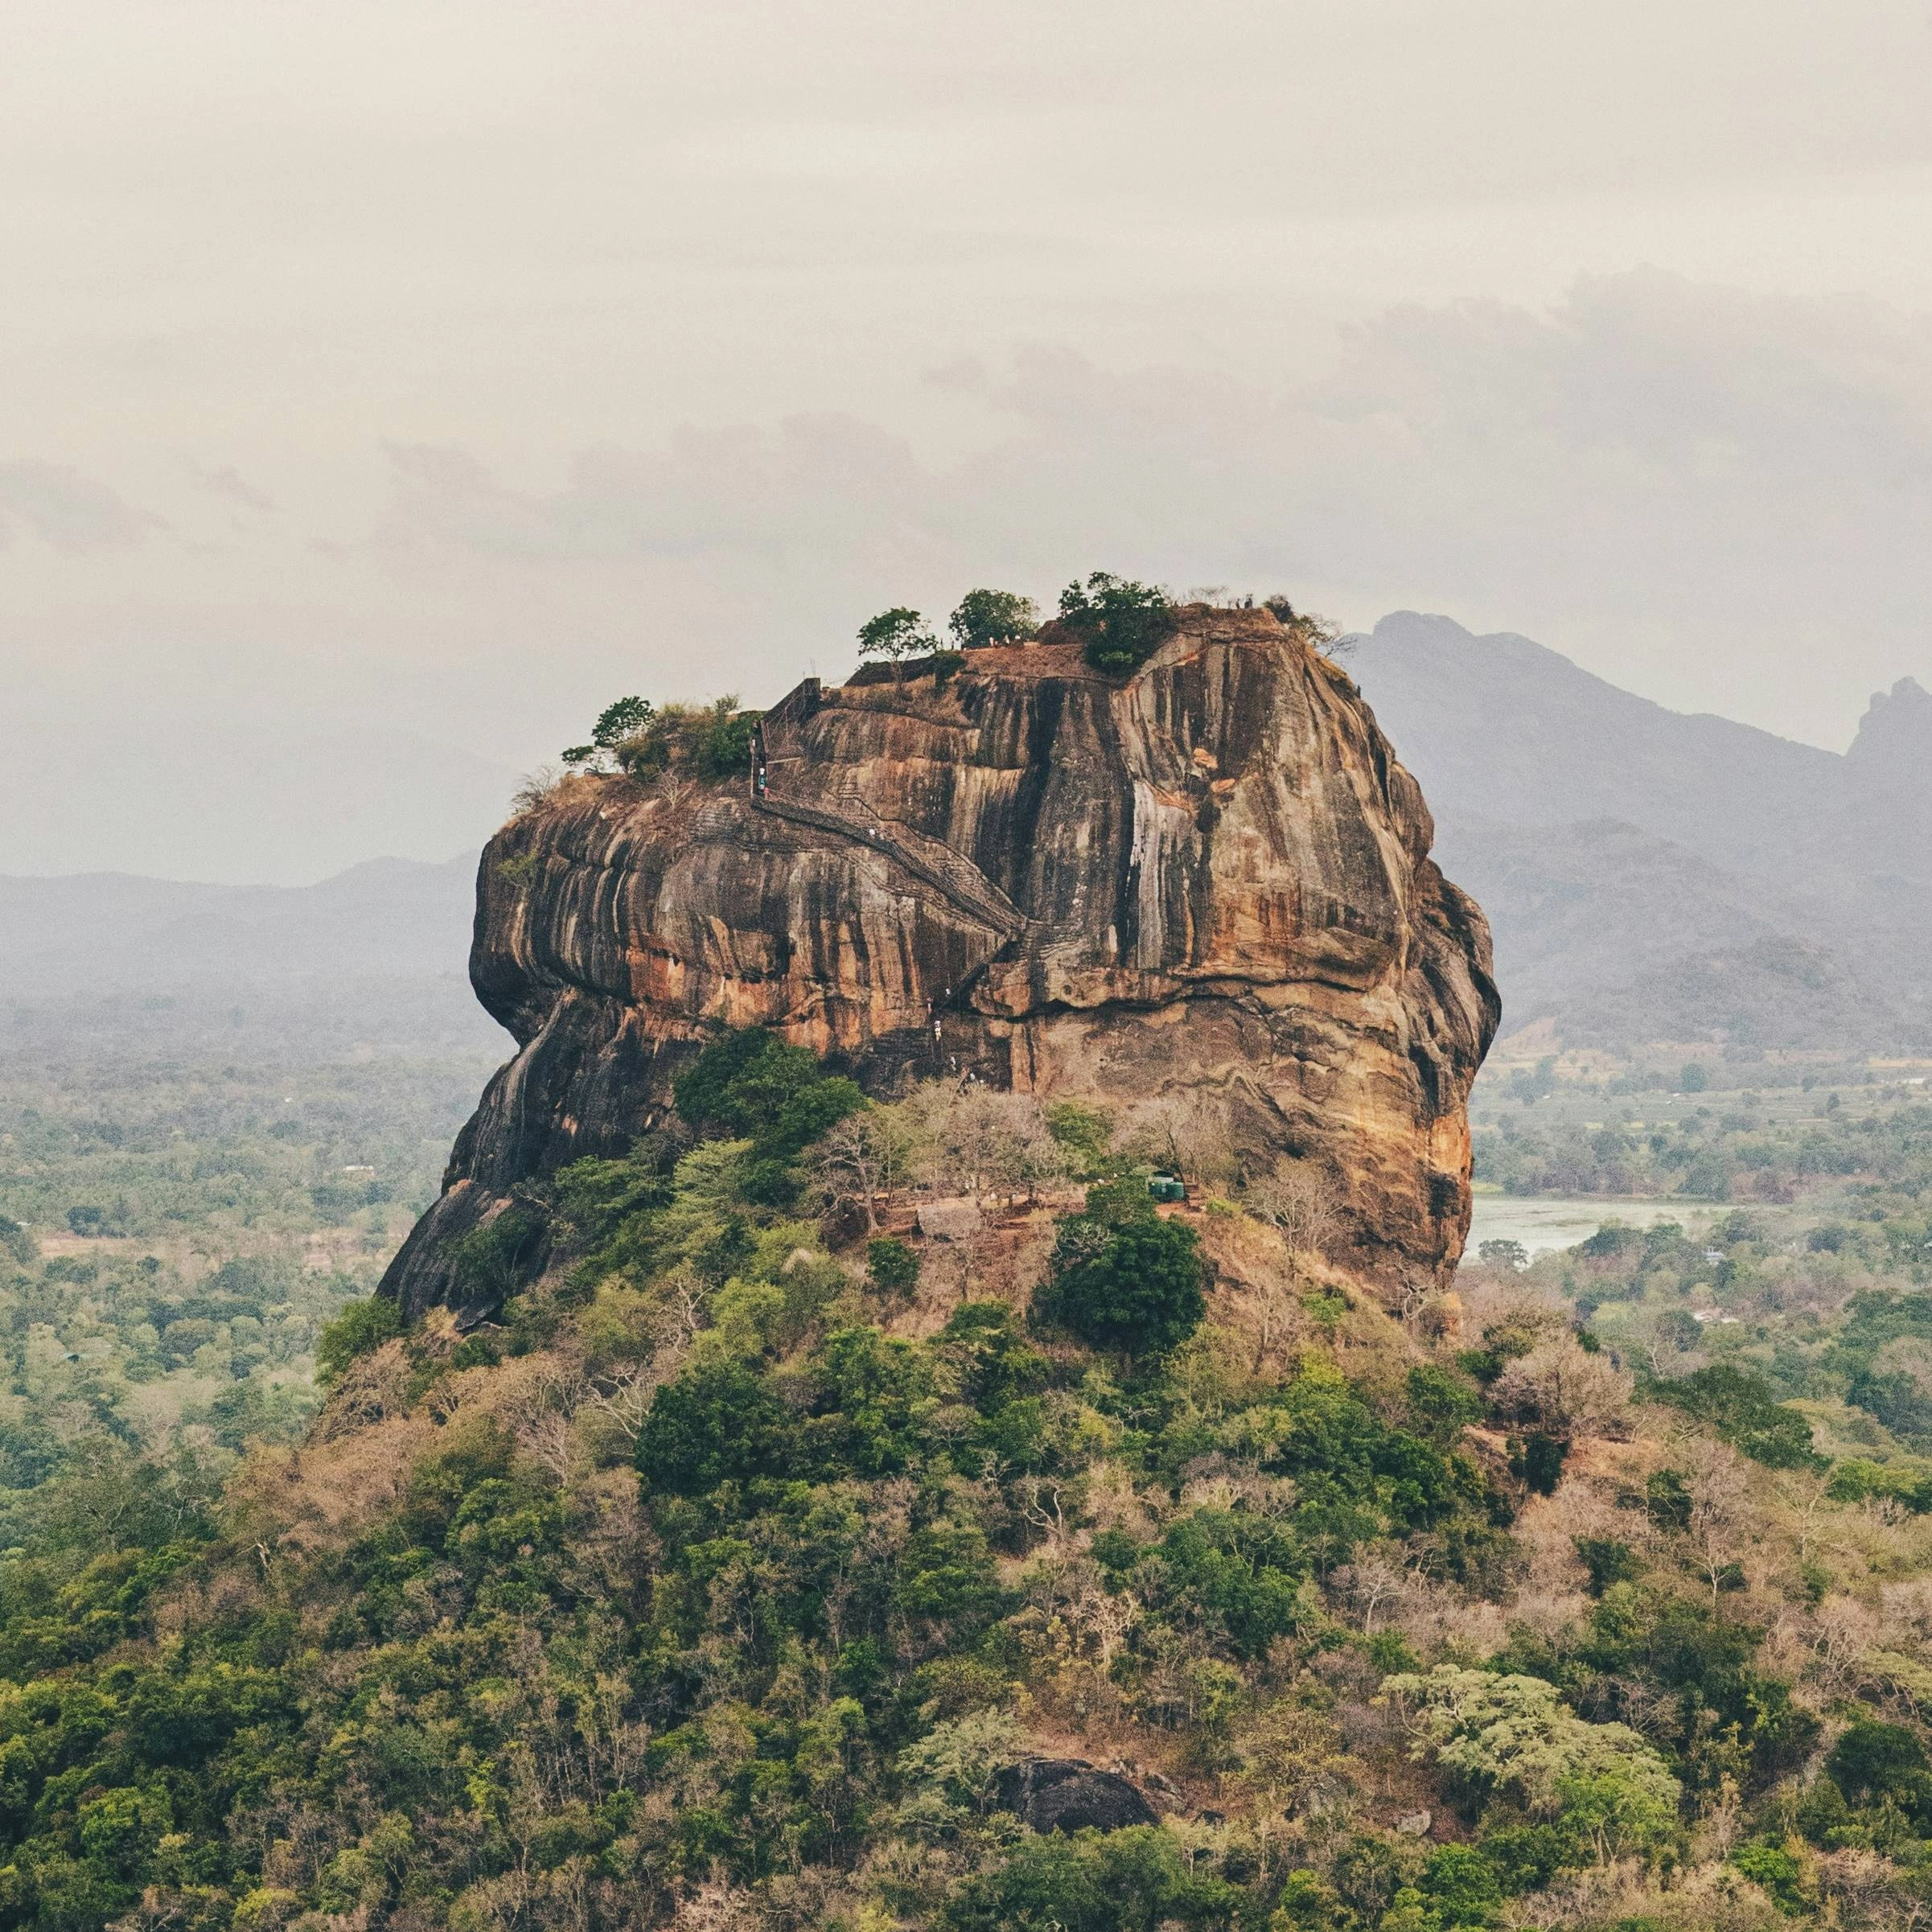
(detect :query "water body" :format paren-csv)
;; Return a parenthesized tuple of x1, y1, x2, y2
(1466, 1194, 1706, 1260)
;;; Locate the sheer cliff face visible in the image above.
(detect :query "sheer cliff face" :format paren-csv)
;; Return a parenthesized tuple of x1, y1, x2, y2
(381, 606, 1498, 1321)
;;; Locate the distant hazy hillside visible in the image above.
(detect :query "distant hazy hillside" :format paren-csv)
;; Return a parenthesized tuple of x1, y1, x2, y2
(0, 854, 482, 989)
(1352, 611, 1932, 1050)
(0, 725, 520, 884)
(9, 617, 1928, 1060)
(0, 854, 504, 1063)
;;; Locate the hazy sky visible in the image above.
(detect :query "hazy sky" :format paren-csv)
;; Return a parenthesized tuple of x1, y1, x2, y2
(6, 1, 1932, 880)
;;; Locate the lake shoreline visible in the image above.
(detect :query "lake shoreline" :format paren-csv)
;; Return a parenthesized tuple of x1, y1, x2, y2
(1465, 1194, 1712, 1260)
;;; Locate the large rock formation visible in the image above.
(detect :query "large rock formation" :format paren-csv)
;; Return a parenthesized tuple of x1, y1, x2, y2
(993, 1759, 1160, 1834)
(381, 606, 1498, 1321)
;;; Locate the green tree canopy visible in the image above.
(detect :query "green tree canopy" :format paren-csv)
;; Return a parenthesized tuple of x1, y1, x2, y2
(1034, 1188, 1205, 1362)
(1650, 1363, 1823, 1469)
(672, 1026, 865, 1203)
(561, 693, 758, 782)
(1384, 1665, 1681, 1862)
(1829, 1720, 1930, 1806)
(314, 1294, 402, 1382)
(561, 693, 653, 767)
(1056, 573, 1174, 675)
(948, 588, 1038, 651)
(857, 606, 937, 673)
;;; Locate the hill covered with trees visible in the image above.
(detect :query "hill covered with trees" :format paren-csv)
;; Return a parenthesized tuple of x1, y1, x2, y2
(0, 1028, 1929, 1930)
(8, 600, 1932, 1932)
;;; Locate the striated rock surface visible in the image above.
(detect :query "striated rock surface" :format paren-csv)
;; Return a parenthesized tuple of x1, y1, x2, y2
(381, 606, 1498, 1321)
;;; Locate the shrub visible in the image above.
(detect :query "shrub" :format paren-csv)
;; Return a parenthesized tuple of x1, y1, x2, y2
(1056, 572, 1174, 675)
(691, 702, 761, 779)
(565, 693, 762, 786)
(1034, 1192, 1205, 1363)
(1794, 1776, 1849, 1844)
(506, 767, 570, 818)
(635, 696, 758, 783)
(866, 1235, 920, 1297)
(314, 1296, 403, 1381)
(949, 588, 1038, 650)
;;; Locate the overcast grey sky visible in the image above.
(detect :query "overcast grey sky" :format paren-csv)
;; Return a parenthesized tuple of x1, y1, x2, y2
(6, 0, 1932, 879)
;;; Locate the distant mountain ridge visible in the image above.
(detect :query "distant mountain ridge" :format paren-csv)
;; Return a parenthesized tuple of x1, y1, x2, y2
(6, 615, 1926, 1058)
(0, 724, 521, 884)
(1845, 673, 1932, 794)
(0, 854, 481, 992)
(0, 854, 504, 1063)
(1350, 612, 1932, 1050)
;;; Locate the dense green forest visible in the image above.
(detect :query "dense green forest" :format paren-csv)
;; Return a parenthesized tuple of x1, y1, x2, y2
(0, 1046, 495, 1561)
(1472, 1050, 1932, 1205)
(1, 1033, 1931, 1930)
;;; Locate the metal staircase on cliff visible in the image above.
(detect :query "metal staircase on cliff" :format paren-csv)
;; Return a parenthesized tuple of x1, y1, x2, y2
(750, 786, 1033, 940)
(696, 719, 1034, 940)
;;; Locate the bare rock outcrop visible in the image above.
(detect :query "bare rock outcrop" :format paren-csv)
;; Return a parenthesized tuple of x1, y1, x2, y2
(380, 606, 1498, 1321)
(993, 1757, 1159, 1834)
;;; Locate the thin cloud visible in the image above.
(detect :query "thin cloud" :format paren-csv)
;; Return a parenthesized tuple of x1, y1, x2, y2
(369, 269, 1932, 643)
(0, 460, 154, 549)
(175, 455, 278, 513)
(379, 418, 931, 562)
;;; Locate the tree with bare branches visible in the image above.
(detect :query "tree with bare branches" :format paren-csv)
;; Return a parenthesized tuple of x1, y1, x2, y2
(810, 1105, 912, 1233)
(904, 1085, 1067, 1206)
(1246, 1160, 1340, 1256)
(1685, 1445, 1752, 1604)
(1490, 1338, 1633, 1442)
